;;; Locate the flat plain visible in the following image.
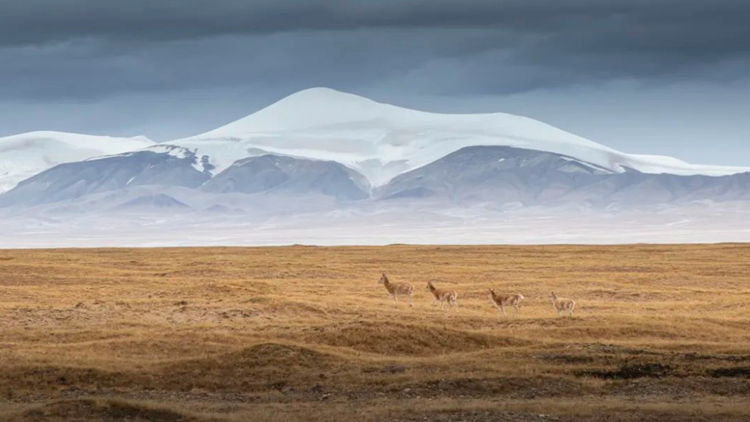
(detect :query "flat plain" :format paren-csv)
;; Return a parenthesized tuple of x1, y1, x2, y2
(1, 244, 750, 421)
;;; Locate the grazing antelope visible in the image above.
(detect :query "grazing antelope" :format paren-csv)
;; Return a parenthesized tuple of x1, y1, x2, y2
(378, 273, 414, 307)
(487, 289, 525, 317)
(548, 291, 576, 317)
(425, 281, 458, 312)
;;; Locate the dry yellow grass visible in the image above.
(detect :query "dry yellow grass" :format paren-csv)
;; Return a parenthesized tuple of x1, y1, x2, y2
(2, 244, 750, 421)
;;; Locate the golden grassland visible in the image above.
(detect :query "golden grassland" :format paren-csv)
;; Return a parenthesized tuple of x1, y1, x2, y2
(2, 244, 750, 421)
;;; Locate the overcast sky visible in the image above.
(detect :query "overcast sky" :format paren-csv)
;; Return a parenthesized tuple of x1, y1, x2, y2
(1, 0, 749, 165)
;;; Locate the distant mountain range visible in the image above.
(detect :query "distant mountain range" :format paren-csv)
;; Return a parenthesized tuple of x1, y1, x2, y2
(1, 88, 749, 247)
(0, 131, 153, 193)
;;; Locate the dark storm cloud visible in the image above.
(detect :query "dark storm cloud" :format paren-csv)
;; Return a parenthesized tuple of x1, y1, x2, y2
(0, 0, 749, 100)
(0, 0, 636, 45)
(0, 29, 456, 99)
(4, 1, 750, 56)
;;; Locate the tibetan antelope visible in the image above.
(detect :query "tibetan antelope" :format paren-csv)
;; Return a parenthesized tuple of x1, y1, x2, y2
(487, 289, 524, 317)
(549, 291, 576, 317)
(425, 281, 458, 312)
(378, 274, 414, 307)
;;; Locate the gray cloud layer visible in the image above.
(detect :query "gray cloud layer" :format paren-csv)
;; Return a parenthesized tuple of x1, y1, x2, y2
(3, 0, 750, 45)
(2, 0, 749, 100)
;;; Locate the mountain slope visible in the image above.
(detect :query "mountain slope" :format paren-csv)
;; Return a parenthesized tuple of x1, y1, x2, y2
(377, 146, 750, 207)
(202, 154, 370, 200)
(0, 131, 154, 193)
(117, 193, 190, 210)
(173, 87, 750, 186)
(0, 151, 370, 209)
(0, 146, 210, 207)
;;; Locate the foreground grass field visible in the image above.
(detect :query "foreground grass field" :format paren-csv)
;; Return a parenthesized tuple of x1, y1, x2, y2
(1, 245, 750, 421)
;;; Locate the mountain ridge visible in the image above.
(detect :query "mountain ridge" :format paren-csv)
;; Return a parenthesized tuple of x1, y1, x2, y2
(1, 88, 749, 196)
(171, 88, 750, 186)
(3, 145, 750, 214)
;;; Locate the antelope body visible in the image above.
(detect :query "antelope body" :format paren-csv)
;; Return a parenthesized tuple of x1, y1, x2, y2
(426, 281, 458, 311)
(378, 274, 413, 307)
(487, 289, 524, 317)
(549, 291, 576, 316)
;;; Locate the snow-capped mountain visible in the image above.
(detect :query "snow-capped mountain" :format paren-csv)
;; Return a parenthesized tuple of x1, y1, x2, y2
(2, 89, 750, 247)
(2, 87, 750, 220)
(173, 87, 750, 186)
(0, 131, 154, 193)
(3, 88, 748, 197)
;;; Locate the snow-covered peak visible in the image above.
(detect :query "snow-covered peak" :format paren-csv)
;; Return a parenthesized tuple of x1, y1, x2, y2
(3, 89, 748, 195)
(0, 131, 154, 193)
(176, 87, 750, 186)
(195, 87, 610, 151)
(201, 87, 388, 135)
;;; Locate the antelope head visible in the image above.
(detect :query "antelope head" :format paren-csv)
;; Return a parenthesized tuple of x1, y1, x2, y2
(378, 273, 388, 285)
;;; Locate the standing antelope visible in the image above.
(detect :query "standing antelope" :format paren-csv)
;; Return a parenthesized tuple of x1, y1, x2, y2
(426, 281, 458, 312)
(548, 291, 576, 317)
(378, 273, 414, 307)
(487, 289, 525, 317)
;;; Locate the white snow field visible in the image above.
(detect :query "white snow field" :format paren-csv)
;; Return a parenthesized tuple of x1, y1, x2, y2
(175, 87, 750, 186)
(0, 131, 154, 193)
